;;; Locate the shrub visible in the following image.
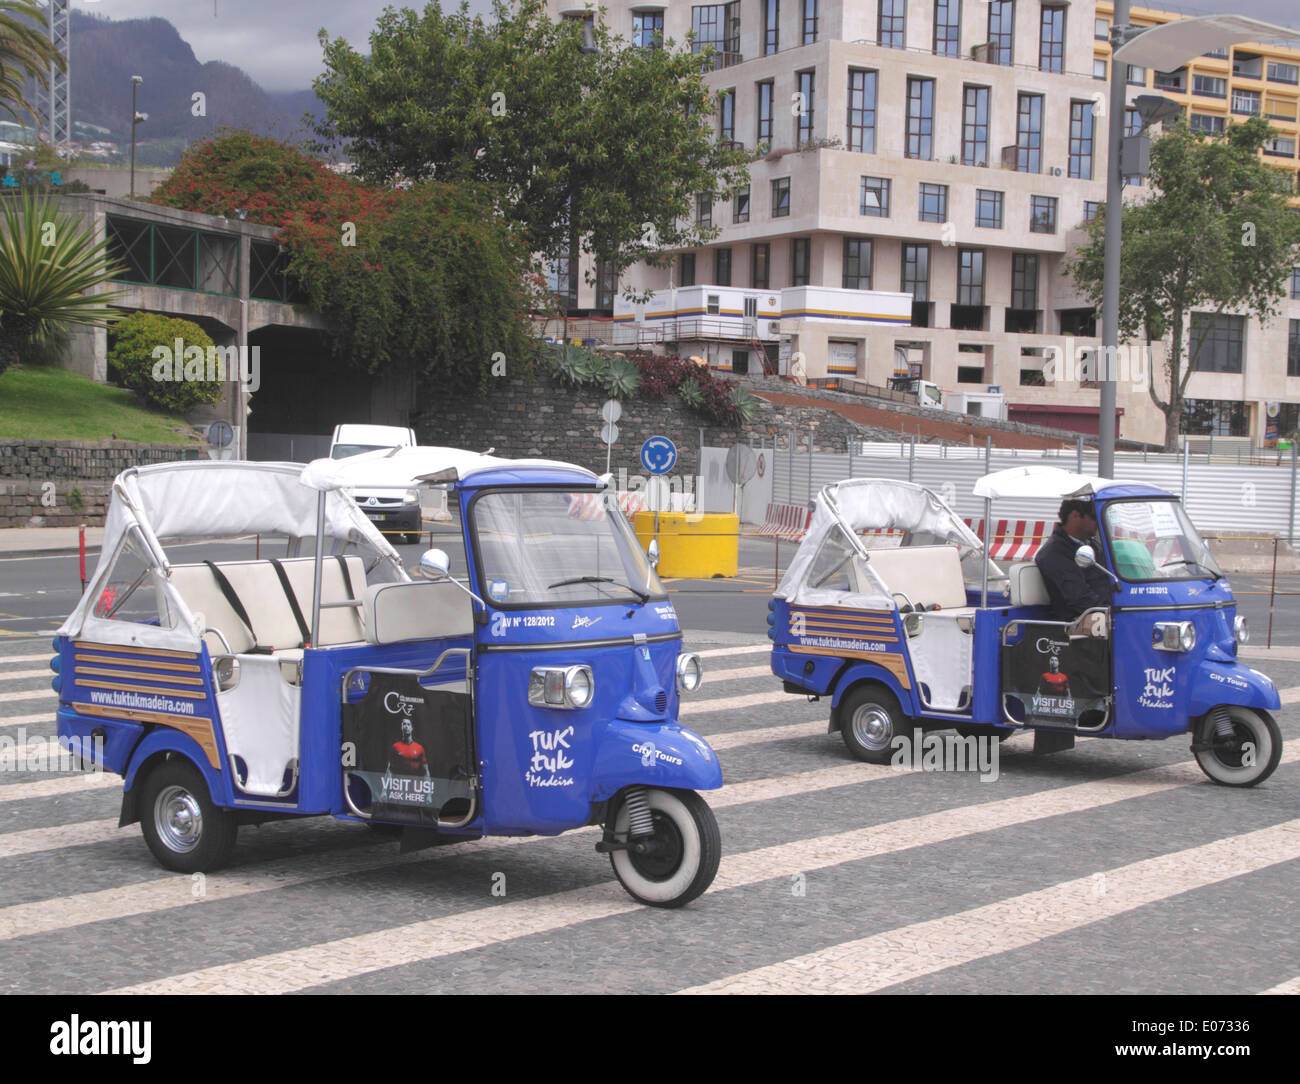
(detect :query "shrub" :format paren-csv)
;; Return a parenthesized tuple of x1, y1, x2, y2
(107, 312, 223, 413)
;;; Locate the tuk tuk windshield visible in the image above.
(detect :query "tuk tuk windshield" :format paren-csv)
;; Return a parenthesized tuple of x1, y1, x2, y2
(471, 489, 666, 607)
(1102, 499, 1222, 582)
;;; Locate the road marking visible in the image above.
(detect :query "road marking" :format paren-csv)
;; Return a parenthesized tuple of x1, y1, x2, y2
(694, 644, 770, 659)
(0, 669, 53, 681)
(0, 713, 55, 730)
(0, 773, 118, 803)
(0, 654, 55, 665)
(680, 689, 787, 716)
(681, 819, 1300, 994)
(0, 689, 56, 704)
(102, 757, 1298, 995)
(702, 664, 772, 683)
(0, 818, 120, 858)
(1259, 975, 1300, 995)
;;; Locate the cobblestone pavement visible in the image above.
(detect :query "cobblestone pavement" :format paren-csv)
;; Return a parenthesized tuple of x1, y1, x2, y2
(0, 635, 1296, 995)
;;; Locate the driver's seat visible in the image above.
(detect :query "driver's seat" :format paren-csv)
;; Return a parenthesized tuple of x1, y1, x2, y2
(1008, 563, 1050, 607)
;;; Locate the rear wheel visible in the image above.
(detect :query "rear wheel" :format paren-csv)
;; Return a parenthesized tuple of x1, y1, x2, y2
(1193, 707, 1282, 787)
(609, 788, 720, 908)
(839, 685, 906, 764)
(139, 759, 237, 872)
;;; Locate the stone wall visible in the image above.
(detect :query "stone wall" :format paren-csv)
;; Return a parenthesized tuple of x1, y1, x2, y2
(0, 440, 200, 527)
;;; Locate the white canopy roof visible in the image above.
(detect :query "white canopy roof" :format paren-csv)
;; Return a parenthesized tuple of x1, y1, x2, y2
(777, 478, 984, 608)
(973, 466, 1127, 501)
(58, 461, 404, 649)
(300, 445, 597, 492)
(1114, 15, 1299, 72)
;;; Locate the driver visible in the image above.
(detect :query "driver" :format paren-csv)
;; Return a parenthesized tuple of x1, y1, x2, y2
(1035, 498, 1112, 622)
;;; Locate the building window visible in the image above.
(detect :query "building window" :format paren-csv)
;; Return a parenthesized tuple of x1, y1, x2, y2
(679, 252, 696, 286)
(757, 80, 774, 144)
(957, 248, 985, 306)
(692, 3, 741, 71)
(1010, 251, 1039, 311)
(802, 0, 818, 45)
(1193, 74, 1227, 98)
(595, 260, 616, 310)
(906, 77, 935, 160)
(962, 85, 989, 166)
(1030, 195, 1057, 233)
(1190, 313, 1245, 373)
(1082, 200, 1101, 223)
(633, 11, 663, 49)
(696, 193, 712, 229)
(1039, 5, 1065, 74)
(715, 247, 732, 287)
(1291, 266, 1300, 300)
(734, 185, 750, 223)
(1095, 18, 1109, 41)
(933, 0, 960, 57)
(1016, 93, 1043, 173)
(1262, 136, 1297, 158)
(796, 70, 815, 146)
(847, 69, 877, 153)
(763, 0, 779, 55)
(752, 243, 770, 288)
(975, 189, 1003, 228)
(791, 237, 811, 286)
(718, 89, 736, 144)
(902, 244, 930, 299)
(1190, 113, 1225, 134)
(861, 176, 890, 217)
(1155, 68, 1187, 92)
(772, 177, 791, 217)
(1093, 59, 1107, 80)
(879, 0, 905, 49)
(918, 183, 948, 223)
(1181, 400, 1247, 437)
(1231, 89, 1261, 116)
(1268, 61, 1300, 84)
(1127, 65, 1147, 86)
(987, 0, 1014, 66)
(1069, 101, 1095, 180)
(843, 238, 873, 290)
(1289, 320, 1300, 377)
(549, 253, 578, 309)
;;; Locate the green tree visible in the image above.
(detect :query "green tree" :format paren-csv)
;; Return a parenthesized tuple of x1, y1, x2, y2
(1065, 118, 1300, 451)
(312, 0, 749, 296)
(107, 312, 222, 413)
(0, 191, 126, 375)
(0, 0, 66, 126)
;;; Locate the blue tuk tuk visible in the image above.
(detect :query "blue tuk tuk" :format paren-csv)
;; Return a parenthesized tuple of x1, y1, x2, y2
(53, 451, 721, 907)
(768, 468, 1282, 786)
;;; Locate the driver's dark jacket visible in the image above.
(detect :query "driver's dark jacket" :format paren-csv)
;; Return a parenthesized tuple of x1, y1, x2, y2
(1034, 524, 1113, 621)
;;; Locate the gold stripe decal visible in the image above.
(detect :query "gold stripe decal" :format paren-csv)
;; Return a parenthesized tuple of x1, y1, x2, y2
(72, 704, 219, 770)
(74, 666, 205, 687)
(788, 645, 911, 690)
(74, 653, 201, 673)
(74, 641, 198, 660)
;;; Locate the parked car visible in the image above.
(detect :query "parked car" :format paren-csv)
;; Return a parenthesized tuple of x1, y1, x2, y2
(329, 424, 423, 544)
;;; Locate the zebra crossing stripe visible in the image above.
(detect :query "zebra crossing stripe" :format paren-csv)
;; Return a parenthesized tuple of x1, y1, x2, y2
(702, 665, 773, 683)
(0, 713, 56, 731)
(694, 645, 769, 659)
(680, 818, 1300, 994)
(103, 750, 1297, 996)
(0, 689, 56, 704)
(0, 773, 119, 803)
(680, 689, 787, 716)
(1259, 975, 1300, 994)
(0, 654, 56, 665)
(0, 669, 53, 681)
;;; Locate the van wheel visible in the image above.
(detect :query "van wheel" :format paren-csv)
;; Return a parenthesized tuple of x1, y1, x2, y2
(609, 788, 720, 908)
(1193, 708, 1282, 787)
(839, 685, 906, 764)
(139, 760, 237, 873)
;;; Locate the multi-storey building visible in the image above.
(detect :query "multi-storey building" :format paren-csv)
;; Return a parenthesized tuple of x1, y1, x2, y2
(544, 0, 1300, 446)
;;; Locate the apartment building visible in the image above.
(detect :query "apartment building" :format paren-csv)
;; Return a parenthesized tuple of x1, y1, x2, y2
(545, 0, 1300, 446)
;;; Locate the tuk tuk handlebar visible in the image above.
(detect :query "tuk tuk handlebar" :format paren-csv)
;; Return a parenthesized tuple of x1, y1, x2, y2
(340, 647, 472, 705)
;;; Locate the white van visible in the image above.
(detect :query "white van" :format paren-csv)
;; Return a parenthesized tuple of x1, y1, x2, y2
(329, 424, 423, 543)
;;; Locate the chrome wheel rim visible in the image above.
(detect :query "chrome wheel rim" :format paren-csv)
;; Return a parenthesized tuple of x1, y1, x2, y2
(155, 785, 203, 852)
(851, 705, 894, 751)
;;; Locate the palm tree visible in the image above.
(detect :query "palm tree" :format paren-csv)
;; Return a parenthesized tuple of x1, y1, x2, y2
(0, 190, 127, 374)
(0, 0, 65, 127)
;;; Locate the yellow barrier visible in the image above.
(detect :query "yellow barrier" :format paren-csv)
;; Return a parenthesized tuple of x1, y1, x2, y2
(633, 511, 739, 579)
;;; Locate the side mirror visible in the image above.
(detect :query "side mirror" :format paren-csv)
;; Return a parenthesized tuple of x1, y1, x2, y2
(419, 548, 451, 579)
(1074, 544, 1096, 569)
(647, 539, 660, 571)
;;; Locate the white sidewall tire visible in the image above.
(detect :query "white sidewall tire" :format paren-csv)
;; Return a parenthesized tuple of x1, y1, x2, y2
(610, 788, 718, 908)
(1194, 707, 1282, 787)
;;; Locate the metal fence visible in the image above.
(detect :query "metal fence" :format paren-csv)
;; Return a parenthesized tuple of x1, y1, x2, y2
(762, 437, 1299, 540)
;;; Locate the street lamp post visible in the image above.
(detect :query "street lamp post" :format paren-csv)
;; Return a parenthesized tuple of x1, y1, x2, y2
(1097, 12, 1299, 477)
(129, 76, 144, 199)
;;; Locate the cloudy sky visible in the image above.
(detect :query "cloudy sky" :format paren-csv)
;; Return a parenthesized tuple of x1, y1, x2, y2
(84, 0, 1300, 92)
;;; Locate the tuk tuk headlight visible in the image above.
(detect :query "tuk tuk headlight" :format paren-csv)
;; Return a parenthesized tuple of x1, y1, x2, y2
(1234, 615, 1249, 645)
(676, 652, 703, 694)
(1153, 621, 1196, 652)
(528, 665, 594, 709)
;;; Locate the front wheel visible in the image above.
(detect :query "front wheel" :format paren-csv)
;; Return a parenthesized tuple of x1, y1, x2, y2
(139, 759, 237, 872)
(839, 685, 907, 764)
(1193, 707, 1282, 787)
(609, 788, 720, 908)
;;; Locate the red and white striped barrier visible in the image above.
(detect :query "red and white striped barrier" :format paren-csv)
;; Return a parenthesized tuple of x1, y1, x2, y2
(755, 503, 812, 540)
(964, 518, 1051, 561)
